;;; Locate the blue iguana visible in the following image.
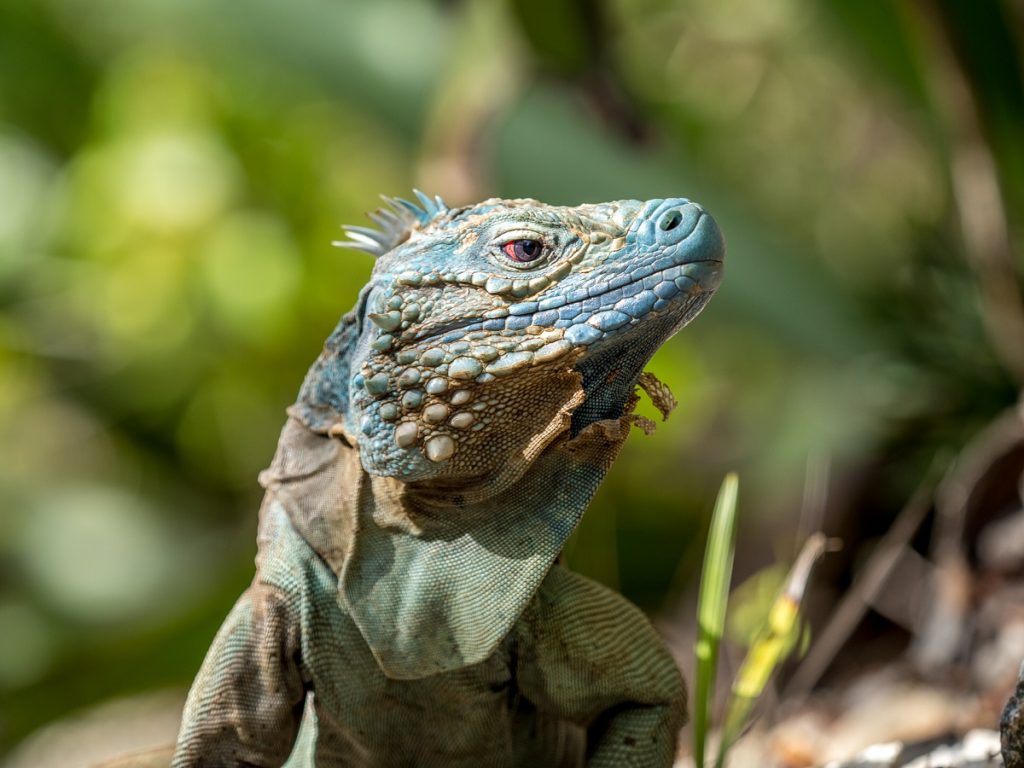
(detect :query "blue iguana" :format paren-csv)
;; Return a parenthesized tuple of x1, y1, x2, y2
(168, 193, 725, 767)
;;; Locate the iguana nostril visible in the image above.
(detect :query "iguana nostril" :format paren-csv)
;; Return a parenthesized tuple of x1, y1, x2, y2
(659, 209, 683, 231)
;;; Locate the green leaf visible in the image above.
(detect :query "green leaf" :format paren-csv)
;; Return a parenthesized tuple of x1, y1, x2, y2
(692, 473, 739, 768)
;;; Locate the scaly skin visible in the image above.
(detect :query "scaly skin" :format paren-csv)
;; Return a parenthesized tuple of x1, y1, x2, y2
(170, 193, 725, 767)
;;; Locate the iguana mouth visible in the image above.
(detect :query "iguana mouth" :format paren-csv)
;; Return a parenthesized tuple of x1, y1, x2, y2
(408, 255, 722, 349)
(401, 208, 722, 349)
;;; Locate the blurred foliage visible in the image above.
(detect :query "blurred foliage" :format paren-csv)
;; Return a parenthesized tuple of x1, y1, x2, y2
(1, 0, 1022, 754)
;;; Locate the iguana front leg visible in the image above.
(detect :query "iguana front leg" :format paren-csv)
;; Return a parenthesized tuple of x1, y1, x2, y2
(172, 585, 305, 767)
(515, 565, 687, 768)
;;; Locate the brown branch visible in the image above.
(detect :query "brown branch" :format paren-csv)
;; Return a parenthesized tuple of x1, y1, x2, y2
(784, 458, 944, 699)
(910, 403, 1024, 673)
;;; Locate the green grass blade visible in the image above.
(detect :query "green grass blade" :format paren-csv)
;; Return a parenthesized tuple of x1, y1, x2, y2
(693, 473, 739, 768)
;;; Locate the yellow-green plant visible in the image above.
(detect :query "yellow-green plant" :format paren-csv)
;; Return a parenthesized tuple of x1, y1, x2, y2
(693, 474, 827, 768)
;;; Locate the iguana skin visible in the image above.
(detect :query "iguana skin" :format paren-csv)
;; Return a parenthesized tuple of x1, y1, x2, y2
(171, 194, 725, 767)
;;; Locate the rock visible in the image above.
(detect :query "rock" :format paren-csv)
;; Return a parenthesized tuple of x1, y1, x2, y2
(1003, 663, 1024, 768)
(823, 730, 1002, 767)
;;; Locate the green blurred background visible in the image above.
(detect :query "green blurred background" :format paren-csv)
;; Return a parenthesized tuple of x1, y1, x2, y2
(1, 0, 1022, 757)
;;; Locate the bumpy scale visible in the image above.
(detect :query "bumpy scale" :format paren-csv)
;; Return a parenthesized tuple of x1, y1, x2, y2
(164, 193, 726, 768)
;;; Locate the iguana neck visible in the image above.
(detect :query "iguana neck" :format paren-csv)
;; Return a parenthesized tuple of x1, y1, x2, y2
(281, 385, 638, 553)
(270, 391, 638, 678)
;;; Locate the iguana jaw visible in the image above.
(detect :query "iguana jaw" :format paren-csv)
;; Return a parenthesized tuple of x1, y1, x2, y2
(343, 196, 724, 485)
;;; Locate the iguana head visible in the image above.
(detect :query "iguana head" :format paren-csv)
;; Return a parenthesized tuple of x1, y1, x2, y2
(318, 193, 723, 487)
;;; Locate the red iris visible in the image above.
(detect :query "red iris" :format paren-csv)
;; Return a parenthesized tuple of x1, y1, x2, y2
(502, 239, 544, 263)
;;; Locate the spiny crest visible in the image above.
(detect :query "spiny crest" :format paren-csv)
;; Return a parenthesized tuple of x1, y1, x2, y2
(333, 190, 448, 258)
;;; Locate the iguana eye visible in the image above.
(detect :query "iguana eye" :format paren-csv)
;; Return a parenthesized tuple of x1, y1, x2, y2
(502, 239, 544, 263)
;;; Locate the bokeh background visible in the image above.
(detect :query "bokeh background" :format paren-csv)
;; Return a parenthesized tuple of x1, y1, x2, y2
(2, 0, 1023, 762)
